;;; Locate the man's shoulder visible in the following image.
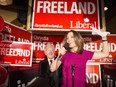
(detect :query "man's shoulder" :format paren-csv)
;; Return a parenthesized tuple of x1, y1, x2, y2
(39, 58, 48, 64)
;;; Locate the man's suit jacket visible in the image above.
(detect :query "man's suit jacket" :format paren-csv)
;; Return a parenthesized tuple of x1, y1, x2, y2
(38, 58, 62, 87)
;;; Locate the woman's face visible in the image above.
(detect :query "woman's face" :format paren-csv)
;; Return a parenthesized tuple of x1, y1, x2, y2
(67, 32, 76, 48)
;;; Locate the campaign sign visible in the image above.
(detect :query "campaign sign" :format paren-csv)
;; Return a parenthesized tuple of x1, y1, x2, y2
(0, 21, 32, 42)
(32, 34, 63, 62)
(86, 63, 101, 87)
(0, 41, 33, 66)
(31, 0, 100, 31)
(84, 35, 116, 63)
(0, 16, 4, 32)
(33, 34, 116, 63)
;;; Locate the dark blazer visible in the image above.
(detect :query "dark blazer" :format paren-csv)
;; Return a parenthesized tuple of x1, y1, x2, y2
(26, 57, 62, 87)
(39, 58, 62, 87)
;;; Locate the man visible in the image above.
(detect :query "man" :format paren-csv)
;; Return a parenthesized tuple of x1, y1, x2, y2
(27, 43, 62, 87)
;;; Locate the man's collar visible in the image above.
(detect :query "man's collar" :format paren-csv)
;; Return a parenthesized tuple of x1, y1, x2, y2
(48, 58, 54, 61)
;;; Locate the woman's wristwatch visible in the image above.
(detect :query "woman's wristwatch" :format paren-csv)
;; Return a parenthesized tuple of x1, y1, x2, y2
(102, 40, 107, 42)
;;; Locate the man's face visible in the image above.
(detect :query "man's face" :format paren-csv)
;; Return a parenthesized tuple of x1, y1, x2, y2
(44, 44, 55, 59)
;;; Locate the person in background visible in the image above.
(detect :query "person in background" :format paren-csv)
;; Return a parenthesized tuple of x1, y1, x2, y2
(50, 30, 109, 87)
(27, 43, 62, 87)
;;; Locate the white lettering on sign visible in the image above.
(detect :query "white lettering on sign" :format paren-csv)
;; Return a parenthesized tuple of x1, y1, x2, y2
(33, 35, 49, 41)
(84, 42, 102, 51)
(0, 33, 29, 43)
(86, 73, 99, 84)
(15, 59, 30, 65)
(83, 37, 92, 42)
(70, 21, 97, 29)
(0, 24, 30, 43)
(84, 42, 116, 52)
(3, 25, 12, 33)
(18, 38, 30, 43)
(37, 1, 96, 14)
(0, 48, 30, 57)
(33, 41, 62, 51)
(34, 24, 63, 28)
(100, 57, 113, 63)
(55, 42, 62, 51)
(108, 43, 116, 52)
(0, 33, 16, 41)
(33, 41, 116, 55)
(33, 42, 47, 50)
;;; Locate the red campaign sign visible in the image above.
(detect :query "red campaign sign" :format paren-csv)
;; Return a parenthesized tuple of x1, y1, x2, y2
(83, 35, 116, 63)
(0, 16, 4, 32)
(32, 34, 64, 62)
(32, 0, 100, 31)
(33, 34, 116, 63)
(86, 63, 101, 87)
(0, 22, 32, 42)
(0, 41, 33, 66)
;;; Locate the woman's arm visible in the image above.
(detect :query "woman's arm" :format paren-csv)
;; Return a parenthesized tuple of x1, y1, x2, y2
(92, 36, 109, 59)
(50, 58, 62, 72)
(50, 46, 66, 72)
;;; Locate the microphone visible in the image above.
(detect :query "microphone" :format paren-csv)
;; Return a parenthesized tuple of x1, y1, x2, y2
(64, 43, 70, 50)
(58, 43, 70, 59)
(71, 64, 75, 76)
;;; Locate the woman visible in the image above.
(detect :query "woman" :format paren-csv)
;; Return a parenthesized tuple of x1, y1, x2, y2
(50, 30, 109, 87)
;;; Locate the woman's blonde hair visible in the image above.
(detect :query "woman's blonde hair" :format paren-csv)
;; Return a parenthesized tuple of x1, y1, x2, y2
(63, 30, 84, 53)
